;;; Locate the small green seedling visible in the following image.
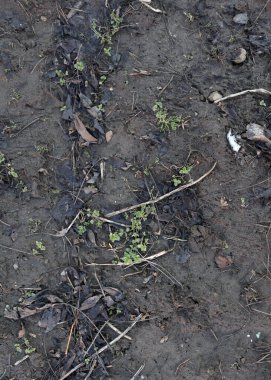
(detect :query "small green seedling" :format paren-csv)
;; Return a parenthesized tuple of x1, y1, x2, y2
(55, 69, 68, 86)
(153, 102, 188, 132)
(111, 205, 155, 264)
(35, 144, 49, 154)
(15, 338, 36, 355)
(32, 241, 46, 255)
(0, 152, 5, 164)
(172, 164, 193, 187)
(259, 99, 267, 107)
(7, 164, 18, 179)
(91, 10, 122, 57)
(99, 75, 107, 85)
(74, 60, 85, 72)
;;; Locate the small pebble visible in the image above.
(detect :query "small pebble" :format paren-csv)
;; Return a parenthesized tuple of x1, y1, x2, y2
(233, 13, 248, 25)
(208, 91, 223, 102)
(232, 48, 247, 64)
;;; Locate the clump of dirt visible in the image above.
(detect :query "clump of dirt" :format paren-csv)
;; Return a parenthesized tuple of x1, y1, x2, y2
(1, 0, 271, 379)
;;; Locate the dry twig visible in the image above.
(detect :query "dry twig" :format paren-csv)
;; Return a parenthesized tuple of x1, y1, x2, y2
(86, 249, 173, 267)
(214, 89, 271, 104)
(139, 0, 164, 13)
(105, 162, 216, 218)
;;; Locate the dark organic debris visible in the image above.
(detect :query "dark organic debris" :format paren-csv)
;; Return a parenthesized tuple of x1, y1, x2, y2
(4, 267, 137, 378)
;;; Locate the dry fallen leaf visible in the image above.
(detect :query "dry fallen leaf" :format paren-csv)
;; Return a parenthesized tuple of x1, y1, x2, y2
(106, 130, 113, 142)
(215, 254, 233, 269)
(18, 324, 26, 338)
(220, 197, 229, 209)
(73, 115, 97, 144)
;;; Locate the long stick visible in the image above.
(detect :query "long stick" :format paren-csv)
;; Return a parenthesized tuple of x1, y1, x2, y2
(85, 249, 172, 267)
(105, 162, 216, 218)
(214, 88, 271, 104)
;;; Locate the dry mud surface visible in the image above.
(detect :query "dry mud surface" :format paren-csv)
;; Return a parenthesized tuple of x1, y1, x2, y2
(0, 1, 271, 379)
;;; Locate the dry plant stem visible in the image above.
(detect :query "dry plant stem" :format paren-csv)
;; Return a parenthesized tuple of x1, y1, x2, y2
(107, 322, 132, 341)
(86, 249, 172, 267)
(175, 358, 190, 375)
(54, 210, 81, 237)
(59, 315, 142, 380)
(130, 364, 145, 380)
(105, 162, 217, 218)
(214, 89, 271, 104)
(0, 243, 32, 256)
(253, 0, 271, 24)
(13, 117, 42, 137)
(93, 314, 142, 357)
(139, 0, 164, 13)
(65, 319, 77, 355)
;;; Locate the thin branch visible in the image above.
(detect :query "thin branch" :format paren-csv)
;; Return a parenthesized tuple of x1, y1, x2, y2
(85, 249, 173, 267)
(93, 314, 142, 357)
(139, 0, 164, 13)
(214, 89, 271, 104)
(54, 210, 81, 237)
(130, 364, 145, 380)
(105, 162, 216, 218)
(13, 117, 42, 137)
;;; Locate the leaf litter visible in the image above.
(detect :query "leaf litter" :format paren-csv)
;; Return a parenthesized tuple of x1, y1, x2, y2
(5, 267, 139, 378)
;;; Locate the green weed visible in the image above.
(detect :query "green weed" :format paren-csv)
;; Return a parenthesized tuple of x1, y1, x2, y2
(172, 164, 193, 187)
(111, 205, 155, 264)
(55, 69, 68, 86)
(32, 241, 46, 255)
(15, 338, 36, 355)
(153, 102, 188, 132)
(91, 10, 122, 57)
(74, 60, 85, 72)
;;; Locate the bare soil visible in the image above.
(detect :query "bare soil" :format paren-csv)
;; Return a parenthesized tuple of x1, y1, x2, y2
(1, 0, 271, 379)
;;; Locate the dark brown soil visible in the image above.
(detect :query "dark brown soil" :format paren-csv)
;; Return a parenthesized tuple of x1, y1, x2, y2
(1, 0, 271, 379)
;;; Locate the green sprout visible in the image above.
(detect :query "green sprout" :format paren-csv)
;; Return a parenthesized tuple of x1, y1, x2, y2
(32, 240, 46, 255)
(74, 60, 85, 72)
(153, 101, 188, 132)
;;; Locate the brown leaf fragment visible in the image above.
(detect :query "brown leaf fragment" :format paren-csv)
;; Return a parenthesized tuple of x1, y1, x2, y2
(18, 324, 26, 338)
(220, 197, 229, 209)
(215, 254, 233, 269)
(73, 115, 97, 144)
(106, 130, 113, 143)
(4, 304, 55, 320)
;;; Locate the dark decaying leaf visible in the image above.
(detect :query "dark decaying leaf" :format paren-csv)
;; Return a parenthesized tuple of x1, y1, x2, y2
(86, 106, 103, 120)
(38, 307, 62, 332)
(73, 114, 97, 143)
(62, 95, 73, 121)
(4, 303, 53, 320)
(104, 287, 123, 302)
(80, 295, 102, 311)
(79, 93, 93, 109)
(103, 296, 115, 307)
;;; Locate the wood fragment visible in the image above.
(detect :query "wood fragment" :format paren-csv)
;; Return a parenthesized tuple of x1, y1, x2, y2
(139, 0, 164, 13)
(214, 88, 271, 104)
(105, 162, 216, 218)
(86, 249, 173, 267)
